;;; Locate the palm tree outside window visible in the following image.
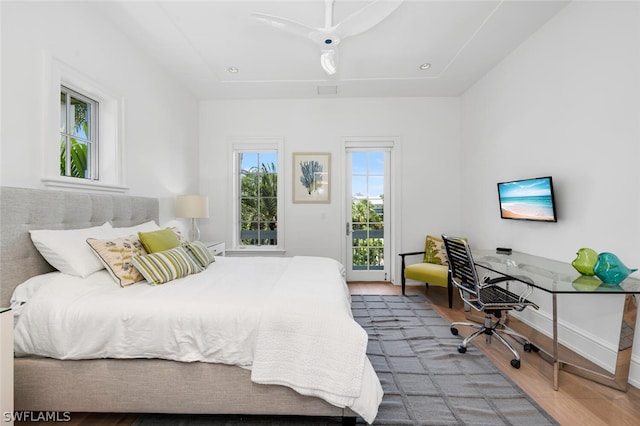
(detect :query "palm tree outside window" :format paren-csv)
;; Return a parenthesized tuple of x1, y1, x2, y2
(60, 85, 99, 180)
(239, 151, 278, 246)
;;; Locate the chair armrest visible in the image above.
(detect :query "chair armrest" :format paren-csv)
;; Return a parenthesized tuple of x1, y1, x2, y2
(398, 251, 426, 259)
(398, 251, 426, 280)
(484, 276, 511, 285)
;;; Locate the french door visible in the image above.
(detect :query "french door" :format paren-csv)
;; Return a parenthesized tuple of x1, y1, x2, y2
(344, 140, 393, 281)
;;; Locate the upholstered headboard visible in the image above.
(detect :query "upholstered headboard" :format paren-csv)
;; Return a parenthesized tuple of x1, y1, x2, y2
(0, 186, 159, 306)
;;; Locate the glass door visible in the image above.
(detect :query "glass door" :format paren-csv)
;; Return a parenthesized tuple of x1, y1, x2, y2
(346, 149, 390, 281)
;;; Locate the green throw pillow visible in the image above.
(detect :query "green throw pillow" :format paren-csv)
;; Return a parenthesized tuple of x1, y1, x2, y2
(138, 228, 181, 253)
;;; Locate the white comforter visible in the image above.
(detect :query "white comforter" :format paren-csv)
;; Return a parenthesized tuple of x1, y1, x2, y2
(11, 256, 382, 423)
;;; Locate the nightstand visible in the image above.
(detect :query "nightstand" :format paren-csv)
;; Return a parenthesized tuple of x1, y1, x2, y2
(206, 241, 226, 256)
(0, 308, 13, 425)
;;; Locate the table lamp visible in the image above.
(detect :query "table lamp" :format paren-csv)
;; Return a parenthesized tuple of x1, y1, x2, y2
(176, 194, 209, 242)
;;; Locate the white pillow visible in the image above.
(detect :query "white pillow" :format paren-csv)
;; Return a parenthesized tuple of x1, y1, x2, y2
(29, 222, 113, 277)
(110, 220, 160, 238)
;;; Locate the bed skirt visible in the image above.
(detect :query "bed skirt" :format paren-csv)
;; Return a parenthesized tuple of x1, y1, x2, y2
(15, 357, 355, 418)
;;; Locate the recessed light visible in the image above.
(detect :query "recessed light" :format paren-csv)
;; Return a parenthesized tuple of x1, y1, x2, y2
(419, 63, 431, 70)
(228, 67, 239, 73)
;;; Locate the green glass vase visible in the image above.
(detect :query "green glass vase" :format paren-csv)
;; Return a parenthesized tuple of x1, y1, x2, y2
(571, 248, 598, 276)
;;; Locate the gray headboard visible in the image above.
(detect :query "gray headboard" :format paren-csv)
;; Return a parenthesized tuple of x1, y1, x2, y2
(0, 186, 159, 306)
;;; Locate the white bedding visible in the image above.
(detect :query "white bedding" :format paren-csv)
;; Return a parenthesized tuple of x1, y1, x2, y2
(11, 256, 383, 423)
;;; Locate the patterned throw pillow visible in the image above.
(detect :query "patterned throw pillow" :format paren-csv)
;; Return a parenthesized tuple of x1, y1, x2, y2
(87, 235, 148, 287)
(131, 246, 203, 285)
(183, 241, 215, 268)
(423, 235, 448, 265)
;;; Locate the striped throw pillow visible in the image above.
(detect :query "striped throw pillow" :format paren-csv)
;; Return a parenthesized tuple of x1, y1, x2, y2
(184, 241, 215, 268)
(131, 246, 202, 285)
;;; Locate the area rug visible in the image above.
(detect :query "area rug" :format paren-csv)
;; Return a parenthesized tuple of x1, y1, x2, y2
(133, 294, 557, 425)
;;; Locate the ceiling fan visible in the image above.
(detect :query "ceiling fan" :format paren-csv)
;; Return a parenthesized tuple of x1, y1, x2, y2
(251, 0, 404, 75)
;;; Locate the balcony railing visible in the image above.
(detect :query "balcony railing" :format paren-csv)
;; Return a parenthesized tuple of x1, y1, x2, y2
(240, 229, 277, 245)
(351, 229, 384, 270)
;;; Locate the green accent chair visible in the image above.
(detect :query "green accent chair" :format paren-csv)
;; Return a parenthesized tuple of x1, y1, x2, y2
(399, 235, 453, 308)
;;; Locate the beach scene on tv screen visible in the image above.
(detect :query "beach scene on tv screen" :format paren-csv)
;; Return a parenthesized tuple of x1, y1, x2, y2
(499, 178, 555, 221)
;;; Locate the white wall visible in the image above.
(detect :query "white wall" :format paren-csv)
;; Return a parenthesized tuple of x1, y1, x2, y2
(0, 2, 200, 224)
(461, 1, 640, 385)
(199, 97, 462, 274)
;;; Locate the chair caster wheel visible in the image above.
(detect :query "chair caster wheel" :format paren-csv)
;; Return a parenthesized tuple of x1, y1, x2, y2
(510, 359, 521, 369)
(457, 345, 467, 354)
(451, 327, 459, 336)
(524, 343, 540, 353)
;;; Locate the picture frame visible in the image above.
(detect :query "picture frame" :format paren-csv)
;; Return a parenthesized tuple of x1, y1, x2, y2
(292, 152, 331, 203)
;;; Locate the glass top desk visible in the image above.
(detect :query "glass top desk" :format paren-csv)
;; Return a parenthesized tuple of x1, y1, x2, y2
(471, 249, 640, 391)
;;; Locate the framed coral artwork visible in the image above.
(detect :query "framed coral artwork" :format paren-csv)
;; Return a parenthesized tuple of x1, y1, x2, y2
(292, 152, 331, 203)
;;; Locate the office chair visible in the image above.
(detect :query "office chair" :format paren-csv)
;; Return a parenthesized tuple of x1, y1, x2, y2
(441, 235, 539, 369)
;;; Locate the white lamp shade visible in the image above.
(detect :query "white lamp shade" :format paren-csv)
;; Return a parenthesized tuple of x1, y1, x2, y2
(176, 195, 209, 219)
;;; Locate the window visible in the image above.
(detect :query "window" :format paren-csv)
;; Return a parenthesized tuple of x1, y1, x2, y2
(42, 56, 125, 193)
(60, 86, 98, 180)
(231, 138, 284, 251)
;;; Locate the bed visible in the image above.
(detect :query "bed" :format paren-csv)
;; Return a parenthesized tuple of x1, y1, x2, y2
(0, 186, 382, 424)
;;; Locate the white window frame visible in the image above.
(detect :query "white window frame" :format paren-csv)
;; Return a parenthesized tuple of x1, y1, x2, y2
(42, 55, 127, 193)
(229, 137, 285, 254)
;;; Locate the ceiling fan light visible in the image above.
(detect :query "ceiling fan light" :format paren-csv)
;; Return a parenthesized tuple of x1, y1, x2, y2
(320, 50, 336, 75)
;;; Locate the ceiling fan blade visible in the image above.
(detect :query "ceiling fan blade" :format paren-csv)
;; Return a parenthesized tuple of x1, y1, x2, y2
(324, 0, 335, 29)
(250, 12, 317, 40)
(333, 0, 403, 40)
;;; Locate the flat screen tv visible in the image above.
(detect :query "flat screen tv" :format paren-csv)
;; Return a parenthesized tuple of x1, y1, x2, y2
(497, 176, 557, 222)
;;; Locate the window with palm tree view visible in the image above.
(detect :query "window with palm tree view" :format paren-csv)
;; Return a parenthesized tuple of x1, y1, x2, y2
(239, 151, 278, 246)
(60, 86, 98, 180)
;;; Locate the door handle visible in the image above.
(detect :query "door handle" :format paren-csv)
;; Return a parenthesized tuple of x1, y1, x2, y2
(346, 222, 351, 236)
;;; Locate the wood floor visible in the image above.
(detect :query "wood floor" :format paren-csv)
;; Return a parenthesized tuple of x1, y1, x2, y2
(351, 282, 640, 426)
(18, 282, 640, 426)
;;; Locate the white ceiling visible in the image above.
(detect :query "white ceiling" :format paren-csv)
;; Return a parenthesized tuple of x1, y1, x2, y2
(98, 0, 570, 100)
